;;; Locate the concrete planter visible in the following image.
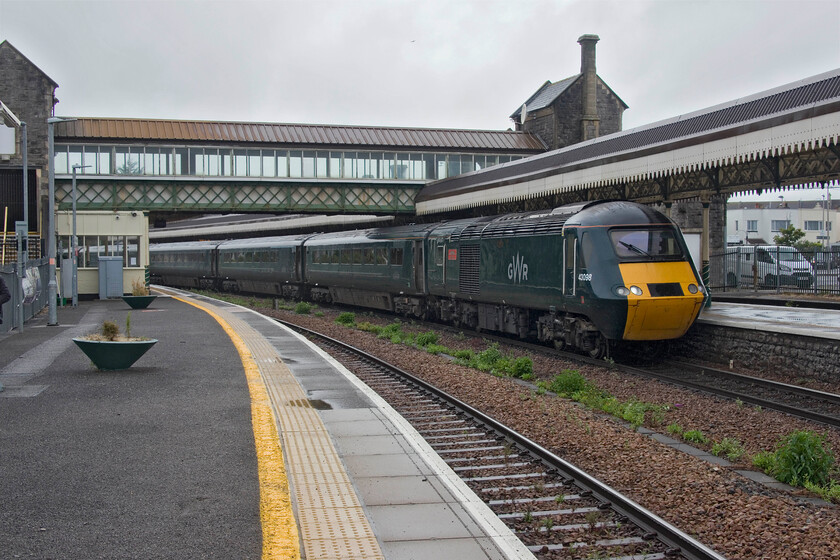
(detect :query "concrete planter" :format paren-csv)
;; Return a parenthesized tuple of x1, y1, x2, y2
(72, 338, 158, 370)
(121, 295, 158, 309)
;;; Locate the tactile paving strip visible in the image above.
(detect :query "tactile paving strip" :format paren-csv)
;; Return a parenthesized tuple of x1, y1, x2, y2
(203, 303, 384, 560)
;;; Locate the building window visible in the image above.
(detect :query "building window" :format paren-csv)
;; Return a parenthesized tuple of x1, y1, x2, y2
(805, 221, 823, 231)
(771, 220, 790, 232)
(747, 220, 758, 232)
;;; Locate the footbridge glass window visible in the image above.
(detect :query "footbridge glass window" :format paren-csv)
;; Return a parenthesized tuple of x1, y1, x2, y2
(55, 144, 525, 181)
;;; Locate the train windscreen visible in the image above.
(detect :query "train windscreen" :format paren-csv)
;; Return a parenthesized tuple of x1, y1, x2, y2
(609, 228, 684, 260)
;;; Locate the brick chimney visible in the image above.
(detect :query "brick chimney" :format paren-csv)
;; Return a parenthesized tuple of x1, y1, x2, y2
(578, 34, 600, 141)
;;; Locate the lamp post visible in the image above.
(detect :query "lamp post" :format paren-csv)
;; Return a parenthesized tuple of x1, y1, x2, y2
(47, 117, 75, 324)
(71, 164, 90, 308)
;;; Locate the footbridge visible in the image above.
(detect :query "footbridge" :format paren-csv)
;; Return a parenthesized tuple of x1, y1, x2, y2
(51, 121, 543, 217)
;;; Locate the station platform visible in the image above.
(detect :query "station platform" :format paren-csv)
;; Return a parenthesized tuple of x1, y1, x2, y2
(700, 293, 840, 340)
(0, 290, 535, 560)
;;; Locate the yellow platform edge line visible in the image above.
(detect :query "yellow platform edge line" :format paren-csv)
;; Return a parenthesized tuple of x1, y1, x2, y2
(172, 296, 301, 560)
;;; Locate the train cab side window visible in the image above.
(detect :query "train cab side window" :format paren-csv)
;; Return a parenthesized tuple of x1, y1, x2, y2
(579, 232, 591, 269)
(435, 244, 444, 266)
(390, 248, 404, 266)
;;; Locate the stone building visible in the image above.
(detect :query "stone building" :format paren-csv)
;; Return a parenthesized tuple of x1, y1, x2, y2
(510, 35, 627, 150)
(0, 40, 59, 252)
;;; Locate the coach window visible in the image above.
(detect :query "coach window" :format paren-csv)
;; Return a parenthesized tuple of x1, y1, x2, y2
(376, 248, 387, 265)
(352, 248, 363, 264)
(364, 248, 375, 265)
(390, 248, 403, 266)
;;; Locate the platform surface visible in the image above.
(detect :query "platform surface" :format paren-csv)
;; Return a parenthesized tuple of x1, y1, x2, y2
(699, 300, 840, 340)
(0, 292, 535, 560)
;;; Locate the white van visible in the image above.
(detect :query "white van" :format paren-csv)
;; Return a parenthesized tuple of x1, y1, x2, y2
(725, 245, 814, 289)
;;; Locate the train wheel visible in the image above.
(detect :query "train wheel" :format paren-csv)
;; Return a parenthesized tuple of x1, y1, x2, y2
(587, 334, 608, 360)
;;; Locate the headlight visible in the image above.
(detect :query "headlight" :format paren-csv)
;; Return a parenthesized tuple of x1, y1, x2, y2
(779, 264, 791, 272)
(630, 286, 643, 296)
(615, 286, 630, 296)
(688, 283, 699, 294)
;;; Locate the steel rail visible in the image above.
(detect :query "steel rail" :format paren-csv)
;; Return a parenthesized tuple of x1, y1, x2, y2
(666, 359, 840, 406)
(417, 317, 840, 430)
(624, 360, 840, 430)
(277, 318, 727, 560)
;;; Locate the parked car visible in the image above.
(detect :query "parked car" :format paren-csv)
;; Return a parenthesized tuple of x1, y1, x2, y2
(811, 251, 840, 270)
(725, 245, 814, 288)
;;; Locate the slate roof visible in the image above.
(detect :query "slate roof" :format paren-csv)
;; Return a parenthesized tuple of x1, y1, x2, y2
(53, 118, 546, 152)
(510, 75, 581, 120)
(420, 68, 840, 204)
(510, 74, 628, 121)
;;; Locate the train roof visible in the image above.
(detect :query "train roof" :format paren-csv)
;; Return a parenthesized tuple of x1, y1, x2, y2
(564, 200, 672, 228)
(150, 240, 221, 251)
(215, 235, 313, 250)
(304, 223, 442, 245)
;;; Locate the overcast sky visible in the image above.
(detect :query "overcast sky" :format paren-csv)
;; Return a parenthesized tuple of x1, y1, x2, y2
(1, 0, 838, 133)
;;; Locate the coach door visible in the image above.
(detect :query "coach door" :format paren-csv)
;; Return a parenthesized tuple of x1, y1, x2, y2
(563, 233, 577, 296)
(413, 240, 426, 293)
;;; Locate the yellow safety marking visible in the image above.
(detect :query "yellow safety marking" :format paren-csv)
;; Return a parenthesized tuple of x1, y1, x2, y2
(618, 262, 704, 340)
(171, 296, 301, 560)
(168, 292, 384, 560)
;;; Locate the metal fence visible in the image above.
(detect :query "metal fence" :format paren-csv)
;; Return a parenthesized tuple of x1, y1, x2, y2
(708, 246, 840, 296)
(0, 258, 50, 334)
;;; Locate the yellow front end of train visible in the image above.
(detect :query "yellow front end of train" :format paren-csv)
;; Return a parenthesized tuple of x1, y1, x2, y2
(618, 261, 705, 341)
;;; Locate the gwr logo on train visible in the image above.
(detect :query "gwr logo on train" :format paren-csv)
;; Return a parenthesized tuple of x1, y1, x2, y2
(508, 253, 528, 283)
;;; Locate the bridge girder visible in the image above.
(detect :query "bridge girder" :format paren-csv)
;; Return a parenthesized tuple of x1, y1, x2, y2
(53, 179, 423, 215)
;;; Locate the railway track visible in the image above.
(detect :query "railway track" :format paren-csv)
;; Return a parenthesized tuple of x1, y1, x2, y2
(631, 359, 840, 430)
(416, 317, 840, 430)
(277, 319, 726, 560)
